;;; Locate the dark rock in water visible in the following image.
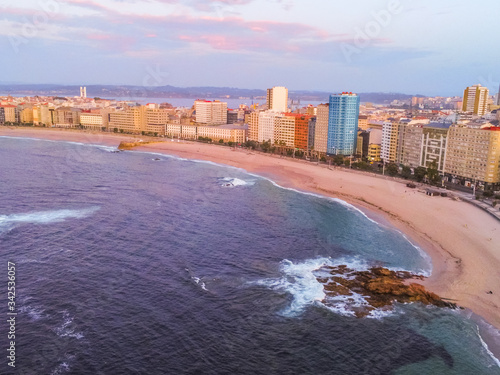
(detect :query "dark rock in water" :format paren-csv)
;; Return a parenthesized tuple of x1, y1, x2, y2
(319, 266, 457, 318)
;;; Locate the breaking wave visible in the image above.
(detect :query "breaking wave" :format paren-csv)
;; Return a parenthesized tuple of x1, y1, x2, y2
(0, 207, 100, 233)
(255, 257, 413, 319)
(219, 177, 255, 187)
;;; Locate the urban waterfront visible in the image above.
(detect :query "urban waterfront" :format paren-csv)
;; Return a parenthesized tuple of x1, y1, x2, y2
(1, 137, 499, 374)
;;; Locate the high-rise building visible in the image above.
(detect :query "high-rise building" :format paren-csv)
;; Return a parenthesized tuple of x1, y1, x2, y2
(257, 111, 280, 143)
(80, 86, 87, 98)
(248, 111, 260, 141)
(274, 115, 295, 147)
(462, 84, 489, 115)
(20, 106, 34, 124)
(314, 104, 329, 154)
(420, 123, 450, 172)
(0, 105, 18, 124)
(327, 93, 360, 155)
(497, 83, 500, 106)
(281, 113, 312, 150)
(266, 86, 288, 112)
(194, 100, 227, 124)
(308, 117, 316, 152)
(381, 120, 402, 162)
(444, 126, 500, 190)
(33, 104, 53, 126)
(397, 123, 426, 168)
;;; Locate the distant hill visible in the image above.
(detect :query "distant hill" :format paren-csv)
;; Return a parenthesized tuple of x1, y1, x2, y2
(0, 84, 418, 104)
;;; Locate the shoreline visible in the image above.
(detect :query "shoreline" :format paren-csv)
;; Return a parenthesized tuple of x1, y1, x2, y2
(2, 127, 500, 357)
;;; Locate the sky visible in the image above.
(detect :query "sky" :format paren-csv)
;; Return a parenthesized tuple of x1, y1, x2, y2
(1, 0, 499, 96)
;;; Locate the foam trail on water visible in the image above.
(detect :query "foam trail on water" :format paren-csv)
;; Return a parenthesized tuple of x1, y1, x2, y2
(0, 136, 118, 151)
(0, 207, 100, 233)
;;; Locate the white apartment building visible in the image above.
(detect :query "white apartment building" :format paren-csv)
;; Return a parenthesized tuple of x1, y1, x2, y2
(266, 86, 288, 112)
(381, 121, 399, 162)
(258, 111, 280, 143)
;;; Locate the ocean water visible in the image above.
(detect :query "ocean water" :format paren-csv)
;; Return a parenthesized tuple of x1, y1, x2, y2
(0, 136, 499, 375)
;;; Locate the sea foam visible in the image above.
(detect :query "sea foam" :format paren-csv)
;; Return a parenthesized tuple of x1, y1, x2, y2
(255, 257, 336, 317)
(0, 207, 100, 233)
(54, 311, 84, 340)
(255, 257, 414, 319)
(219, 177, 255, 187)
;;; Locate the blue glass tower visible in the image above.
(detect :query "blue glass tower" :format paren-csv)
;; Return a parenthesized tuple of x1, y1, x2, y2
(327, 93, 360, 155)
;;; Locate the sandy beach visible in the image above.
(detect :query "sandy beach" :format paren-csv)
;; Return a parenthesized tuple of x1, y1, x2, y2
(2, 127, 500, 347)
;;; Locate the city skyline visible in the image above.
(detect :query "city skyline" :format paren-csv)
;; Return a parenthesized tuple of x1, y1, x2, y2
(2, 0, 499, 96)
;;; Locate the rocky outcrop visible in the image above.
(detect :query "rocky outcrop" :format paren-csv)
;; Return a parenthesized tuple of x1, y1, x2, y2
(318, 265, 457, 318)
(118, 141, 156, 150)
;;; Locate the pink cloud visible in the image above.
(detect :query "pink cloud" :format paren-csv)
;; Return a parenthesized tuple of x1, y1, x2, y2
(30, 2, 368, 59)
(65, 0, 111, 12)
(83, 32, 137, 52)
(250, 26, 266, 33)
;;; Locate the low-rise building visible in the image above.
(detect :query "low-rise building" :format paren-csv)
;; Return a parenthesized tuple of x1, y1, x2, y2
(54, 107, 81, 127)
(198, 125, 247, 143)
(80, 113, 103, 129)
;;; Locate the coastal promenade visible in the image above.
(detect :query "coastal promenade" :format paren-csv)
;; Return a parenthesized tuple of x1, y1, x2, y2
(455, 193, 500, 222)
